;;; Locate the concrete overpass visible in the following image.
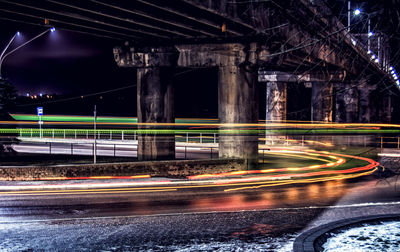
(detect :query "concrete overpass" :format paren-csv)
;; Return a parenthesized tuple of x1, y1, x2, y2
(1, 0, 398, 163)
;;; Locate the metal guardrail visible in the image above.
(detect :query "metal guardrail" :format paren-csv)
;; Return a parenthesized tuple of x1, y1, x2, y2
(11, 141, 219, 159)
(17, 129, 219, 144)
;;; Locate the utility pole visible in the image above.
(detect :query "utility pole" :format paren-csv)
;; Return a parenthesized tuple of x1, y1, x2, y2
(347, 1, 351, 32)
(94, 105, 97, 164)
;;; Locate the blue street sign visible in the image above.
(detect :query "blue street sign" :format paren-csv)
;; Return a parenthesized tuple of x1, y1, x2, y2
(37, 107, 43, 116)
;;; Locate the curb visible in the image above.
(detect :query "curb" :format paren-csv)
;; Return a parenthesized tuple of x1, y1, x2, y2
(293, 214, 400, 252)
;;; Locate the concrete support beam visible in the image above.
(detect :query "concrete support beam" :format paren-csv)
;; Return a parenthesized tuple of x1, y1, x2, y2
(380, 93, 392, 123)
(335, 83, 358, 123)
(266, 82, 287, 121)
(312, 82, 333, 122)
(358, 81, 372, 123)
(258, 71, 346, 83)
(218, 64, 259, 166)
(137, 67, 175, 160)
(114, 45, 178, 161)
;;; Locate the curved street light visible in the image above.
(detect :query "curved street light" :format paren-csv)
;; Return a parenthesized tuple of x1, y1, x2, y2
(0, 27, 54, 79)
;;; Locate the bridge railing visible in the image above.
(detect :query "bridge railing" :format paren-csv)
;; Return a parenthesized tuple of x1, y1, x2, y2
(8, 140, 218, 159)
(16, 128, 219, 144)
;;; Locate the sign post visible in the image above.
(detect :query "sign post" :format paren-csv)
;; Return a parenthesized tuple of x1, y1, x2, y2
(37, 107, 43, 138)
(94, 105, 97, 164)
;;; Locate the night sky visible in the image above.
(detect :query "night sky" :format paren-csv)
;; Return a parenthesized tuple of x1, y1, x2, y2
(0, 19, 221, 117)
(0, 22, 136, 95)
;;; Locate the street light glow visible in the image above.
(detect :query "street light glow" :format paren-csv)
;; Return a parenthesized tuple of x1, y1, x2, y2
(354, 9, 361, 16)
(16, 31, 20, 36)
(368, 31, 373, 37)
(389, 66, 393, 71)
(50, 27, 56, 32)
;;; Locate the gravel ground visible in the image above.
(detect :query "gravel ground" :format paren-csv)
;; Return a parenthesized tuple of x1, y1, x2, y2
(323, 220, 400, 252)
(0, 209, 316, 251)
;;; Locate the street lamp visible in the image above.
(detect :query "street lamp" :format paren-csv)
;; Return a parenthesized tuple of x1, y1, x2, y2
(351, 9, 374, 54)
(0, 27, 54, 79)
(0, 31, 20, 78)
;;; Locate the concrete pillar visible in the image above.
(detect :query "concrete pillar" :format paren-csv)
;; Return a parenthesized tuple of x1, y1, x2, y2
(312, 82, 333, 122)
(137, 67, 175, 160)
(381, 92, 392, 123)
(218, 64, 258, 164)
(335, 83, 358, 123)
(358, 86, 371, 123)
(266, 82, 287, 121)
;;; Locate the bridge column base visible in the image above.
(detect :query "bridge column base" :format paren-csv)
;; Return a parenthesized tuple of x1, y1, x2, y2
(358, 81, 372, 123)
(335, 83, 358, 123)
(137, 67, 175, 161)
(218, 64, 258, 167)
(266, 82, 287, 122)
(312, 82, 333, 122)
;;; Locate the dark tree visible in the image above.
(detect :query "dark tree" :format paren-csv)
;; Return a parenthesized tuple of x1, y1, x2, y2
(0, 78, 17, 155)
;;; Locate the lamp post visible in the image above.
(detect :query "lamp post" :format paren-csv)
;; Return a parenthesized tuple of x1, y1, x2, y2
(0, 32, 19, 79)
(347, 1, 351, 32)
(94, 105, 97, 164)
(0, 28, 55, 79)
(353, 9, 374, 54)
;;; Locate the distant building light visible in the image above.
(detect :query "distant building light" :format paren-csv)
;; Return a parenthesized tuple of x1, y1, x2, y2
(39, 93, 43, 97)
(354, 9, 361, 16)
(26, 93, 29, 97)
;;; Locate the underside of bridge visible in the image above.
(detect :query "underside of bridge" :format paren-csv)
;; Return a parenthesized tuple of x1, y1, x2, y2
(2, 0, 398, 161)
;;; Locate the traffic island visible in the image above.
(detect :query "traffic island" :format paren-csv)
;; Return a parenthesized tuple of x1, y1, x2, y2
(0, 158, 247, 181)
(293, 214, 400, 252)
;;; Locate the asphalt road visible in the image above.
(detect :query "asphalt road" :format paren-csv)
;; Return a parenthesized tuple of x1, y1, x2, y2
(1, 175, 400, 251)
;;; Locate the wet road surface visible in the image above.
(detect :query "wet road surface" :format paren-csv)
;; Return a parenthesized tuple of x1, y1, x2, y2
(1, 175, 400, 251)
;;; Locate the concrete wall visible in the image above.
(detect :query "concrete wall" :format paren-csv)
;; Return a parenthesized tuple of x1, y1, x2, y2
(0, 159, 247, 181)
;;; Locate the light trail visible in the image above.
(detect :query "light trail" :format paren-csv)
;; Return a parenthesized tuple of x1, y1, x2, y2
(0, 148, 379, 195)
(188, 150, 343, 180)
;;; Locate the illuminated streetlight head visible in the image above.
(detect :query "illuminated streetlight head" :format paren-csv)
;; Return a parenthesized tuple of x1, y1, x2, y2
(354, 9, 361, 16)
(389, 66, 393, 71)
(50, 27, 56, 32)
(368, 31, 374, 37)
(16, 31, 20, 36)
